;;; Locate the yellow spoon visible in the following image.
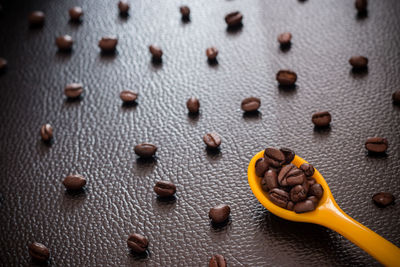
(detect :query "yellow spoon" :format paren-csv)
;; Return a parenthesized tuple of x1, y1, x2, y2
(248, 150, 400, 267)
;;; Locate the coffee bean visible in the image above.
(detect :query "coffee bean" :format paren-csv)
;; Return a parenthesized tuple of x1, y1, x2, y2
(278, 164, 306, 186)
(392, 91, 400, 105)
(372, 192, 394, 207)
(64, 83, 83, 98)
(206, 47, 218, 60)
(29, 11, 45, 26)
(309, 183, 324, 199)
(264, 148, 285, 169)
(290, 184, 308, 202)
(261, 169, 278, 192)
(209, 204, 230, 224)
(56, 35, 73, 51)
(180, 6, 190, 18)
(127, 233, 148, 253)
(134, 143, 157, 158)
(300, 163, 314, 177)
(307, 177, 316, 186)
(118, 1, 130, 13)
(349, 56, 368, 69)
(276, 70, 297, 86)
(40, 124, 53, 142)
(120, 90, 138, 103)
(365, 137, 388, 153)
(307, 196, 319, 206)
(280, 147, 295, 164)
(203, 133, 221, 149)
(255, 157, 269, 177)
(154, 180, 176, 197)
(149, 45, 163, 60)
(0, 57, 7, 72)
(225, 11, 243, 27)
(355, 0, 367, 12)
(98, 37, 118, 53)
(186, 97, 200, 113)
(241, 97, 260, 112)
(294, 199, 315, 213)
(312, 111, 331, 127)
(63, 174, 86, 190)
(278, 32, 292, 45)
(28, 242, 49, 262)
(268, 188, 289, 208)
(69, 6, 83, 21)
(287, 201, 294, 210)
(209, 254, 227, 267)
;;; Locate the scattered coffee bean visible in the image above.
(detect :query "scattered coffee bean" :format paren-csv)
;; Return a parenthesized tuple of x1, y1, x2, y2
(186, 97, 200, 113)
(312, 111, 331, 127)
(149, 45, 163, 60)
(268, 188, 289, 208)
(255, 157, 269, 177)
(127, 233, 148, 253)
(180, 6, 190, 18)
(309, 183, 324, 199)
(278, 164, 306, 186)
(28, 11, 45, 26)
(154, 180, 176, 197)
(134, 143, 157, 158)
(355, 0, 367, 12)
(209, 204, 230, 224)
(290, 184, 308, 202)
(276, 70, 297, 86)
(203, 133, 221, 149)
(0, 57, 7, 72)
(209, 254, 227, 267)
(118, 1, 130, 13)
(278, 32, 292, 45)
(56, 35, 73, 51)
(120, 90, 138, 103)
(63, 174, 86, 190)
(64, 83, 83, 98)
(294, 199, 315, 213)
(280, 147, 295, 164)
(40, 124, 53, 142)
(372, 192, 394, 207)
(98, 37, 118, 53)
(241, 97, 260, 112)
(392, 91, 400, 105)
(206, 47, 218, 61)
(225, 11, 243, 27)
(365, 137, 388, 153)
(69, 6, 83, 21)
(28, 242, 50, 262)
(261, 169, 278, 192)
(264, 148, 285, 169)
(300, 163, 314, 177)
(349, 56, 368, 69)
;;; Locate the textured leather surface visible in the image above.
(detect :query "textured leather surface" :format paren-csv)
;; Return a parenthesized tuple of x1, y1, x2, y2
(0, 0, 399, 266)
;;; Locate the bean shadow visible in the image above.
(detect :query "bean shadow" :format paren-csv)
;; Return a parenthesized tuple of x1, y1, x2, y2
(350, 67, 368, 79)
(205, 147, 222, 162)
(279, 43, 291, 53)
(62, 96, 83, 109)
(226, 24, 243, 35)
(153, 196, 177, 213)
(180, 17, 190, 24)
(207, 59, 219, 67)
(118, 12, 129, 22)
(36, 139, 52, 156)
(133, 157, 157, 176)
(30, 259, 50, 266)
(68, 19, 83, 27)
(278, 84, 297, 96)
(313, 125, 332, 137)
(121, 102, 138, 112)
(242, 111, 262, 121)
(55, 50, 73, 62)
(128, 250, 150, 261)
(150, 58, 163, 70)
(366, 151, 388, 159)
(60, 188, 88, 211)
(99, 51, 118, 62)
(187, 113, 200, 125)
(356, 10, 368, 20)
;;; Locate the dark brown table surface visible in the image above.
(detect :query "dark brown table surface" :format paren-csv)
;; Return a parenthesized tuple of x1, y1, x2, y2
(0, 0, 399, 266)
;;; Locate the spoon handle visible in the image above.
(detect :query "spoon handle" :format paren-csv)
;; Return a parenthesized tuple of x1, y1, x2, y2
(319, 205, 400, 266)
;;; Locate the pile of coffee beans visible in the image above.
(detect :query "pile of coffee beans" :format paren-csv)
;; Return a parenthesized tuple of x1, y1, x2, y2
(256, 148, 324, 213)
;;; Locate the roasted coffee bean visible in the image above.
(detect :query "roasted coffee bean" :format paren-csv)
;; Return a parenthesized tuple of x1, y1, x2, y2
(392, 91, 400, 105)
(268, 188, 289, 208)
(355, 0, 367, 12)
(0, 57, 7, 72)
(120, 90, 138, 103)
(56, 35, 73, 51)
(309, 183, 324, 199)
(307, 196, 319, 206)
(294, 199, 315, 213)
(203, 133, 221, 149)
(149, 45, 163, 60)
(241, 97, 260, 112)
(98, 37, 118, 52)
(349, 56, 368, 69)
(307, 177, 316, 186)
(64, 83, 83, 98)
(209, 254, 227, 267)
(209, 204, 230, 224)
(300, 163, 314, 177)
(29, 242, 49, 262)
(290, 184, 308, 202)
(262, 169, 278, 192)
(127, 233, 148, 253)
(301, 176, 310, 192)
(69, 6, 83, 21)
(180, 6, 190, 18)
(225, 11, 243, 27)
(40, 124, 53, 142)
(134, 143, 157, 158)
(186, 97, 200, 113)
(365, 137, 388, 153)
(264, 148, 285, 169)
(255, 157, 269, 177)
(154, 180, 176, 197)
(372, 192, 394, 207)
(206, 47, 218, 60)
(63, 174, 86, 190)
(29, 11, 45, 26)
(287, 201, 294, 211)
(280, 147, 295, 164)
(278, 32, 292, 45)
(276, 70, 297, 86)
(118, 1, 130, 13)
(312, 111, 331, 127)
(278, 164, 306, 186)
